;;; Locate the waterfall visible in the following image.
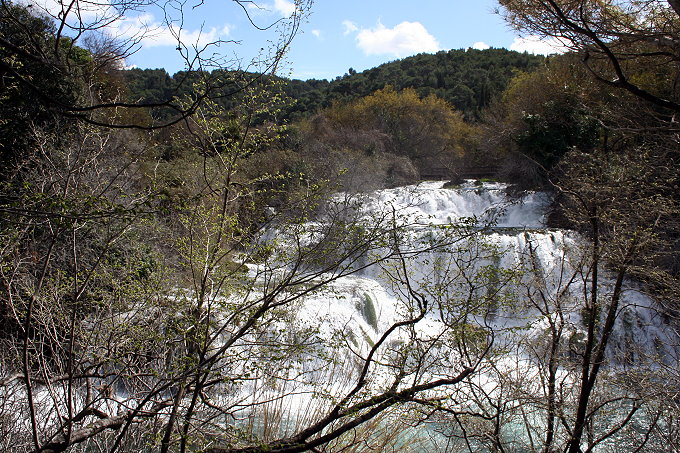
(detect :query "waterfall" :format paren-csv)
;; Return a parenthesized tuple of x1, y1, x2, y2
(236, 180, 679, 448)
(16, 180, 673, 452)
(285, 180, 675, 363)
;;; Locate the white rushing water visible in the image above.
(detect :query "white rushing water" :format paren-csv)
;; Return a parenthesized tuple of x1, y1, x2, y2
(358, 180, 551, 228)
(290, 180, 675, 361)
(6, 181, 676, 452)
(242, 179, 678, 449)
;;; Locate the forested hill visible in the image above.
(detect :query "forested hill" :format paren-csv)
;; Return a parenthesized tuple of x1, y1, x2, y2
(283, 48, 544, 120)
(125, 48, 544, 121)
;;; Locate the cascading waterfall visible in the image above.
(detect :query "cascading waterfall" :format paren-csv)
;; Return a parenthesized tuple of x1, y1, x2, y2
(247, 179, 678, 450)
(15, 180, 675, 452)
(298, 180, 674, 361)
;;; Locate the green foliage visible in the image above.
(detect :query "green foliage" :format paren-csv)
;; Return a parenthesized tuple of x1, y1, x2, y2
(356, 293, 378, 330)
(123, 69, 292, 125)
(283, 48, 544, 120)
(125, 68, 175, 106)
(0, 4, 84, 178)
(516, 99, 599, 168)
(122, 48, 544, 123)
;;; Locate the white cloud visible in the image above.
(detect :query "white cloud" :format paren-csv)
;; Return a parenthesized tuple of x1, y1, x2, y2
(22, 0, 117, 24)
(311, 29, 322, 38)
(273, 0, 296, 17)
(246, 2, 267, 14)
(510, 35, 567, 55)
(471, 41, 490, 50)
(356, 21, 439, 58)
(21, 0, 233, 51)
(245, 0, 293, 18)
(114, 14, 232, 49)
(342, 20, 359, 36)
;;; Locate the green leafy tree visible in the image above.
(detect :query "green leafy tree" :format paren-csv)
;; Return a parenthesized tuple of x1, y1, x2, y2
(319, 86, 478, 180)
(0, 4, 83, 178)
(278, 48, 544, 121)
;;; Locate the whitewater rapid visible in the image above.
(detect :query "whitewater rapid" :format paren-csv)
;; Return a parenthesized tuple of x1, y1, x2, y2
(283, 180, 674, 363)
(9, 181, 676, 453)
(357, 180, 551, 228)
(222, 180, 680, 449)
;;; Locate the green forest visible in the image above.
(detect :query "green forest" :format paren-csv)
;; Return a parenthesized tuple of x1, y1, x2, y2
(124, 48, 544, 122)
(1, 0, 679, 452)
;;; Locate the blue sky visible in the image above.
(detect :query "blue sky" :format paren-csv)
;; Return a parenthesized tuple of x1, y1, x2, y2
(28, 0, 564, 80)
(284, 0, 525, 80)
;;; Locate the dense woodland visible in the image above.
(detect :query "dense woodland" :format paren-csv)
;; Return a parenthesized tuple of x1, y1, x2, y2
(124, 48, 544, 122)
(1, 0, 680, 452)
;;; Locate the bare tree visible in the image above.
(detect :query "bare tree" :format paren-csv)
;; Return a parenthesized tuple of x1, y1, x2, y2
(498, 0, 680, 114)
(0, 0, 311, 129)
(0, 81, 506, 452)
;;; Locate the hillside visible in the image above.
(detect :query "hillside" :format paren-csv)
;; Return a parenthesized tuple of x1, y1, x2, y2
(283, 48, 544, 120)
(124, 48, 544, 122)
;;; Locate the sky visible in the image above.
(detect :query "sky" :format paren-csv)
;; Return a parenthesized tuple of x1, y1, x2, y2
(28, 0, 565, 80)
(281, 0, 562, 80)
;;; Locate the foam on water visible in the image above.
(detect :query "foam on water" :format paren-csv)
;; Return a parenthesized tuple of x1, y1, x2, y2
(295, 181, 676, 363)
(8, 180, 674, 451)
(357, 180, 551, 228)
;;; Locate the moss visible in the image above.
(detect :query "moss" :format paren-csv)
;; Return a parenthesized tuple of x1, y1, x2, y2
(359, 327, 375, 348)
(442, 181, 462, 190)
(356, 293, 378, 329)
